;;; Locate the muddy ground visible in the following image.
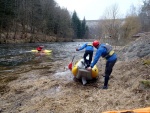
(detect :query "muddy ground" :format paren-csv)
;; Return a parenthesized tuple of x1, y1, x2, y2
(0, 51, 150, 113)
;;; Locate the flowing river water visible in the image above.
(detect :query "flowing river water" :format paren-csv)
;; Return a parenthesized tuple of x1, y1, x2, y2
(0, 42, 86, 73)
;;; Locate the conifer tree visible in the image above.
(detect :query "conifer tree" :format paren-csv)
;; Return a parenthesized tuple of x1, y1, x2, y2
(81, 18, 86, 38)
(72, 11, 79, 38)
(71, 11, 88, 38)
(0, 0, 15, 29)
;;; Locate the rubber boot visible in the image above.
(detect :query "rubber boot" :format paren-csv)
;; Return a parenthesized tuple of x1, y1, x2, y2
(102, 86, 108, 89)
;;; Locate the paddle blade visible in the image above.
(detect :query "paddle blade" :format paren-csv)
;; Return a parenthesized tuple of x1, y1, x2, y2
(68, 63, 72, 70)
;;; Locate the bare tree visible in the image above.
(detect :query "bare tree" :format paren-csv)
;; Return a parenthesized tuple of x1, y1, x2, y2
(121, 4, 141, 43)
(139, 0, 150, 32)
(100, 4, 122, 45)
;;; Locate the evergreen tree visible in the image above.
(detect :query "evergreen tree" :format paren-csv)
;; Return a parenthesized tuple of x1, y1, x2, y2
(71, 11, 89, 38)
(0, 0, 15, 29)
(30, 0, 43, 33)
(71, 11, 79, 38)
(81, 17, 86, 38)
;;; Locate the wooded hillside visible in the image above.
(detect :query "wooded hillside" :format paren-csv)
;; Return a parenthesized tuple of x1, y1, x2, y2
(0, 0, 89, 43)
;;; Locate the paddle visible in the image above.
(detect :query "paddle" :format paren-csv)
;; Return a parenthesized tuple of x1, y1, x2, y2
(68, 55, 75, 70)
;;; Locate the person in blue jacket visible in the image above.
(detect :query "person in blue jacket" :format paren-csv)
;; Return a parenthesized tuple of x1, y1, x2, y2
(76, 43, 94, 68)
(87, 40, 117, 89)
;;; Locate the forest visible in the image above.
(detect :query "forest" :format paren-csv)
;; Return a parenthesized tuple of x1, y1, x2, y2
(0, 0, 150, 44)
(0, 0, 88, 43)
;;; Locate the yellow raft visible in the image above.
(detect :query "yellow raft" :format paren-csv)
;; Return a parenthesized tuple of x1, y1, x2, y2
(102, 107, 150, 113)
(71, 59, 98, 85)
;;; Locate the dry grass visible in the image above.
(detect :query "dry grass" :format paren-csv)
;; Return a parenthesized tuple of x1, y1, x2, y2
(0, 56, 149, 113)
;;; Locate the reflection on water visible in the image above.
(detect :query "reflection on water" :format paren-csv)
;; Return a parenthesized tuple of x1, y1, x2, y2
(0, 42, 86, 72)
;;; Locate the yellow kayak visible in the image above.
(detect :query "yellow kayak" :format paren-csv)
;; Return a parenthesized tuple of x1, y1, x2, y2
(31, 50, 52, 53)
(102, 107, 150, 113)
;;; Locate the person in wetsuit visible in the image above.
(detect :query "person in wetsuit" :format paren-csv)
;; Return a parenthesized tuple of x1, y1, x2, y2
(76, 43, 94, 68)
(87, 40, 117, 89)
(36, 46, 44, 52)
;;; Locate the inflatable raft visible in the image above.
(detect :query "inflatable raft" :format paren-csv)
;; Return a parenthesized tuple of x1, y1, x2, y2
(71, 59, 99, 85)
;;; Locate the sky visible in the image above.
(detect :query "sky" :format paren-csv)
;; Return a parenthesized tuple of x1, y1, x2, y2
(55, 0, 143, 20)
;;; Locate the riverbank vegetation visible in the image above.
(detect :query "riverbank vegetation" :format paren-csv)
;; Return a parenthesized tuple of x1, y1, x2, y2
(95, 0, 150, 45)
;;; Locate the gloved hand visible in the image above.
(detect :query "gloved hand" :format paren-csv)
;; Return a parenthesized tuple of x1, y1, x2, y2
(86, 66, 92, 71)
(76, 48, 79, 51)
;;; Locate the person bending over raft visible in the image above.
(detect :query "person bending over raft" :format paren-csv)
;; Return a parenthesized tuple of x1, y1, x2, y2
(87, 40, 117, 89)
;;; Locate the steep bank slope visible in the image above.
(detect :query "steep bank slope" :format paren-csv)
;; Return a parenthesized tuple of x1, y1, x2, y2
(118, 32, 150, 61)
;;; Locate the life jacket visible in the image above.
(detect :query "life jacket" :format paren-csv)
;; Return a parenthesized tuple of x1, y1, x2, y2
(87, 43, 93, 46)
(85, 43, 94, 51)
(101, 43, 115, 58)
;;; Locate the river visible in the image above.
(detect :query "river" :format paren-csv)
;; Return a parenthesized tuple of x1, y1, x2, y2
(0, 42, 87, 73)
